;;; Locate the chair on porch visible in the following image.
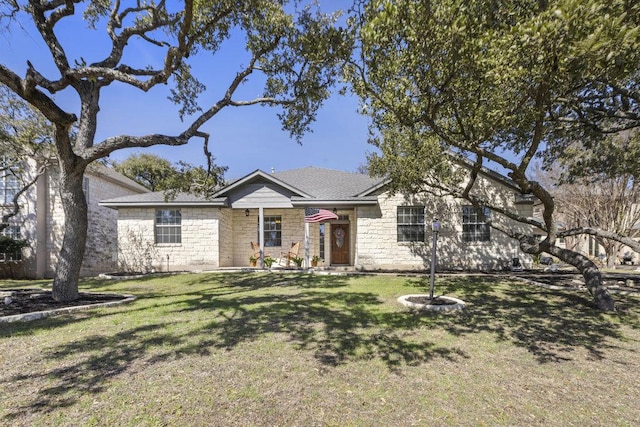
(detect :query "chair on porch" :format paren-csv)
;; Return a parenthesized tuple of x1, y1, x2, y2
(251, 242, 269, 261)
(251, 241, 261, 259)
(279, 241, 300, 267)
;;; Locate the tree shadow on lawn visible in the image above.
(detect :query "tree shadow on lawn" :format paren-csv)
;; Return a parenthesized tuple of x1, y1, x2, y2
(3, 272, 639, 420)
(404, 275, 640, 363)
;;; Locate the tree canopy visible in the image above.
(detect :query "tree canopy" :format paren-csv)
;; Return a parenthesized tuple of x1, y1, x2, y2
(348, 0, 640, 310)
(0, 0, 350, 301)
(114, 153, 227, 197)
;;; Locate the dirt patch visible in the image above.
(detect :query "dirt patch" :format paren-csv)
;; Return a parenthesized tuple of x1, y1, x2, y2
(1, 289, 130, 317)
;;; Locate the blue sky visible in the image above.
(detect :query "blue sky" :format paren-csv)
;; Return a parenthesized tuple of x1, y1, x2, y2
(0, 2, 372, 179)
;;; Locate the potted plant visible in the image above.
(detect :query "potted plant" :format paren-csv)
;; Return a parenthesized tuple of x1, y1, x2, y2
(249, 255, 257, 267)
(264, 256, 276, 268)
(292, 256, 304, 268)
(311, 255, 322, 267)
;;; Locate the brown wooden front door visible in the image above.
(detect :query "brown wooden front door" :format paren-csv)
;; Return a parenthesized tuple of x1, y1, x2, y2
(331, 224, 349, 265)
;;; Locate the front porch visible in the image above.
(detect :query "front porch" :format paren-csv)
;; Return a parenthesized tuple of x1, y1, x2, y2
(221, 207, 355, 269)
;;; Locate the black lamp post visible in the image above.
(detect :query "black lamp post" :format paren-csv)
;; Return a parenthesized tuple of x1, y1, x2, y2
(429, 218, 440, 300)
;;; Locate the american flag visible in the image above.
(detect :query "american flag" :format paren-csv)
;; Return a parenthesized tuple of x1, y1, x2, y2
(304, 207, 338, 223)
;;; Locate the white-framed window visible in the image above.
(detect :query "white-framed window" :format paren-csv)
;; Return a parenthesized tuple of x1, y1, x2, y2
(155, 209, 182, 244)
(1, 225, 23, 261)
(462, 206, 491, 242)
(0, 157, 20, 205)
(397, 206, 425, 242)
(262, 216, 282, 247)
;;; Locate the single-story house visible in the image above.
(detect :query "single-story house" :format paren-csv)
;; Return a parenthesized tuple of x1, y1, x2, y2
(100, 166, 535, 272)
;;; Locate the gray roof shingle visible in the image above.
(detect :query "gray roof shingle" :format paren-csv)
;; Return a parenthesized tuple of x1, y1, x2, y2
(100, 191, 226, 206)
(271, 167, 383, 199)
(101, 167, 385, 206)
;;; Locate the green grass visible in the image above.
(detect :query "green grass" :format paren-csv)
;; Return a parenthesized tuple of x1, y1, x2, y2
(2, 272, 640, 426)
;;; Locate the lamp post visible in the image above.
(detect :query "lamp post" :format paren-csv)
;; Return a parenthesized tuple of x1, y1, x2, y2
(429, 218, 440, 300)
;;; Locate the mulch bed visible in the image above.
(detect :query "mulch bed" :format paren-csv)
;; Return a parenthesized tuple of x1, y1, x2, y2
(405, 296, 458, 305)
(1, 289, 128, 317)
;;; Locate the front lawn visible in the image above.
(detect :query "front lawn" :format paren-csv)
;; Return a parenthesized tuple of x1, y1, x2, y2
(1, 272, 639, 426)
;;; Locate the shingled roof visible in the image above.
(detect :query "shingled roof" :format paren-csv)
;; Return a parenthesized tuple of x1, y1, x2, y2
(100, 191, 227, 207)
(271, 167, 383, 199)
(101, 167, 384, 207)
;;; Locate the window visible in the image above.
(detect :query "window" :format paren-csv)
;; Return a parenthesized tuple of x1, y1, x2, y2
(155, 209, 181, 243)
(462, 206, 491, 242)
(1, 225, 22, 261)
(397, 206, 425, 242)
(263, 216, 282, 247)
(0, 162, 20, 205)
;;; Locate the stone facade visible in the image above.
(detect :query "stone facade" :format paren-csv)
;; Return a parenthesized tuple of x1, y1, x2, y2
(116, 207, 220, 272)
(0, 160, 147, 278)
(105, 167, 537, 272)
(356, 178, 533, 271)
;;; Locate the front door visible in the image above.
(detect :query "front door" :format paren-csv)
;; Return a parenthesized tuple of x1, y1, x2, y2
(331, 224, 349, 265)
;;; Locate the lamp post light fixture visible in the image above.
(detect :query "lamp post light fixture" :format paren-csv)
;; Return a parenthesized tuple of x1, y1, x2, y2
(429, 218, 440, 300)
(245, 209, 250, 217)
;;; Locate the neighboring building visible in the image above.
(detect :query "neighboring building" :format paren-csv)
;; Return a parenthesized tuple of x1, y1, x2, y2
(0, 159, 149, 278)
(101, 166, 535, 272)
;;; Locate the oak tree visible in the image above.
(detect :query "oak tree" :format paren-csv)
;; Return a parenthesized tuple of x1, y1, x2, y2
(348, 0, 640, 310)
(0, 0, 350, 301)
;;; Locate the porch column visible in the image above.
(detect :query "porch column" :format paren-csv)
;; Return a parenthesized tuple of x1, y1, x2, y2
(258, 207, 265, 268)
(304, 222, 310, 269)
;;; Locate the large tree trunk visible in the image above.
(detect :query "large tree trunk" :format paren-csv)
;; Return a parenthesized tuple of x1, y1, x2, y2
(51, 167, 88, 302)
(547, 246, 615, 311)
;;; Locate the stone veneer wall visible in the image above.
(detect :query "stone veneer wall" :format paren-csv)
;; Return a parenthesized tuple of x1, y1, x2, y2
(117, 207, 327, 270)
(232, 208, 307, 266)
(46, 170, 147, 277)
(355, 180, 533, 271)
(117, 207, 220, 272)
(218, 209, 234, 267)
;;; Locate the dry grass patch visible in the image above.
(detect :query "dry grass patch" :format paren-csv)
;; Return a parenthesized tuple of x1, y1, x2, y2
(1, 272, 639, 426)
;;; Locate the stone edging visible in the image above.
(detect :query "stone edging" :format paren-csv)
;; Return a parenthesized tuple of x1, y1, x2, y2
(397, 294, 466, 312)
(0, 294, 136, 324)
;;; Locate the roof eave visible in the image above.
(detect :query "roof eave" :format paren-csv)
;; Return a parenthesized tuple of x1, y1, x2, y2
(99, 198, 228, 209)
(290, 197, 379, 207)
(357, 179, 391, 197)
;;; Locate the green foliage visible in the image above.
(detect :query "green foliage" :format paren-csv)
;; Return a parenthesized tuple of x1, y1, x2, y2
(557, 131, 640, 183)
(349, 0, 640, 176)
(114, 153, 227, 198)
(291, 256, 304, 267)
(114, 154, 175, 191)
(0, 84, 55, 161)
(0, 0, 353, 300)
(263, 256, 276, 268)
(0, 235, 27, 257)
